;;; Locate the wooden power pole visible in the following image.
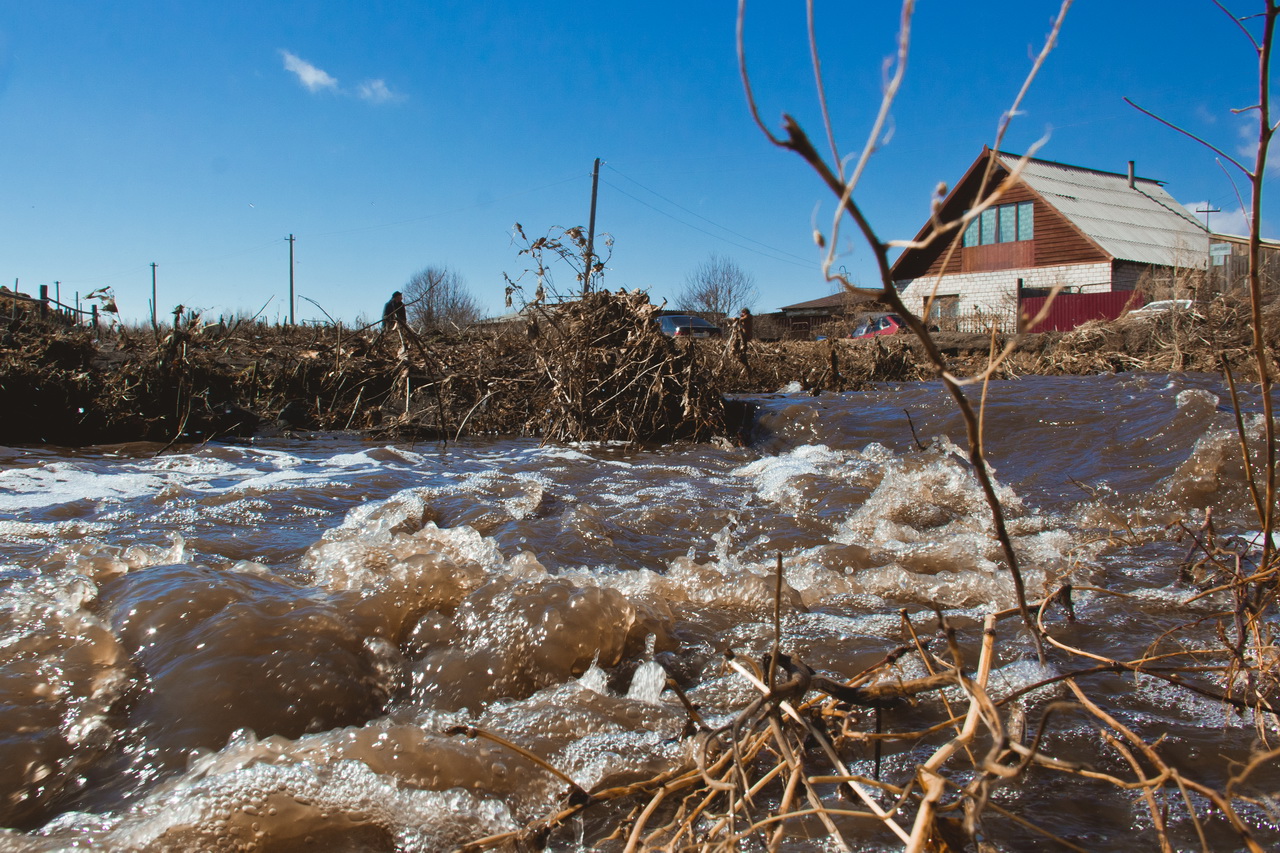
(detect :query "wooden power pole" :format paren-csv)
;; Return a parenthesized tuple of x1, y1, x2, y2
(287, 234, 295, 325)
(150, 262, 158, 332)
(583, 158, 600, 298)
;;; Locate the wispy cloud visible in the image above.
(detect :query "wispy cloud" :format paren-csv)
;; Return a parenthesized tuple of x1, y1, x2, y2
(357, 79, 394, 104)
(279, 50, 400, 104)
(280, 50, 338, 93)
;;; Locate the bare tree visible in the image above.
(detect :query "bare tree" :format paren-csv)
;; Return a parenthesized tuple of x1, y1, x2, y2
(675, 254, 758, 317)
(402, 266, 481, 334)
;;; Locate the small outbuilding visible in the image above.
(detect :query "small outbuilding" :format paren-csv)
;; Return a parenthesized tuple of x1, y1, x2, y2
(778, 288, 885, 338)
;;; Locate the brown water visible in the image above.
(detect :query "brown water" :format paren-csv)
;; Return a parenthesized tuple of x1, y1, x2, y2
(0, 372, 1276, 850)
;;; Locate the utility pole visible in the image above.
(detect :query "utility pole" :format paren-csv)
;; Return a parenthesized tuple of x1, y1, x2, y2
(287, 234, 295, 325)
(583, 157, 600, 298)
(150, 262, 158, 332)
(1196, 204, 1221, 231)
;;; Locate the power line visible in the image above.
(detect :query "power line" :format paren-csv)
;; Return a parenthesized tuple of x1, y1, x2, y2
(160, 237, 286, 268)
(601, 170, 819, 269)
(305, 173, 587, 240)
(58, 172, 588, 285)
(605, 164, 817, 265)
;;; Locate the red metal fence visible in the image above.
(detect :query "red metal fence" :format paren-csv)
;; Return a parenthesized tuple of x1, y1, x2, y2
(1019, 291, 1143, 332)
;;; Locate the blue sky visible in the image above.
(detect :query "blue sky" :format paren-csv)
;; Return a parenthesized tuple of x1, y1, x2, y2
(1, 2, 1274, 324)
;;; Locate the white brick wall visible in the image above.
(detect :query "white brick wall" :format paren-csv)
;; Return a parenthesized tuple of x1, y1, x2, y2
(894, 262, 1112, 330)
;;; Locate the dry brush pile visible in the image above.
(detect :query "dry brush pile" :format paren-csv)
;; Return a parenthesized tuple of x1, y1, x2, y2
(3, 290, 1274, 448)
(524, 290, 728, 443)
(0, 292, 744, 447)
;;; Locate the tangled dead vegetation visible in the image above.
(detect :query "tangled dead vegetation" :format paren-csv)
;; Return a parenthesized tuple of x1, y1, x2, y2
(446, 554, 1280, 852)
(0, 292, 733, 447)
(525, 290, 727, 443)
(1, 290, 1274, 448)
(1009, 296, 1263, 377)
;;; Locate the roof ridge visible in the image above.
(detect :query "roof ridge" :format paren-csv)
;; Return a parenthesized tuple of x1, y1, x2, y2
(996, 150, 1165, 186)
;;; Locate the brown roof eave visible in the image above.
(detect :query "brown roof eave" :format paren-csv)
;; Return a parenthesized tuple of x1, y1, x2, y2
(889, 147, 1004, 279)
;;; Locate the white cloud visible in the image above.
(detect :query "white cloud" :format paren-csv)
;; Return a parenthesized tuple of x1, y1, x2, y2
(280, 50, 338, 93)
(278, 51, 400, 105)
(357, 79, 394, 104)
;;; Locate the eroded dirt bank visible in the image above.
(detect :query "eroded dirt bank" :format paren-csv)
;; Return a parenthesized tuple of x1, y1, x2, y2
(0, 292, 1270, 447)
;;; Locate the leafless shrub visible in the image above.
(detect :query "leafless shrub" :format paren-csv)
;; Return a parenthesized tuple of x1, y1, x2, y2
(403, 265, 482, 334)
(503, 222, 614, 306)
(676, 253, 759, 319)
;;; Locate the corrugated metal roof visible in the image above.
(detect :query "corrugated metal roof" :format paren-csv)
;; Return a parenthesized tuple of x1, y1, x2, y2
(999, 153, 1209, 268)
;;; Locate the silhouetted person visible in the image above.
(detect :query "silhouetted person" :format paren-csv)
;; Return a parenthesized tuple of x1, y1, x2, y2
(730, 307, 752, 368)
(383, 291, 407, 332)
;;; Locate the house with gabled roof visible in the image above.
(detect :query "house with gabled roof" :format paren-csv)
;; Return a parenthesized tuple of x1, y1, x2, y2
(777, 287, 884, 336)
(890, 147, 1211, 331)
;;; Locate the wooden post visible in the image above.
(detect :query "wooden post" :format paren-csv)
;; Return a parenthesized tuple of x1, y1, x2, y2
(38, 285, 48, 318)
(151, 262, 158, 333)
(583, 157, 600, 297)
(287, 234, 296, 326)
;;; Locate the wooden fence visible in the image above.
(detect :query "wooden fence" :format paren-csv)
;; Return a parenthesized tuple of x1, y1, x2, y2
(2, 285, 103, 328)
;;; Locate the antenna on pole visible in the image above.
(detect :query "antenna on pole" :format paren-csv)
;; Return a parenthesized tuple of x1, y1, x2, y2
(583, 158, 600, 298)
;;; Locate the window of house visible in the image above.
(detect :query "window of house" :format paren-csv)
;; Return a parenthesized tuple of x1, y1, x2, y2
(963, 201, 1034, 247)
(979, 208, 997, 245)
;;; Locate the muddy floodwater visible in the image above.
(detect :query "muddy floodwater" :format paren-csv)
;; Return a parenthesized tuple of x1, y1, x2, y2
(0, 372, 1277, 850)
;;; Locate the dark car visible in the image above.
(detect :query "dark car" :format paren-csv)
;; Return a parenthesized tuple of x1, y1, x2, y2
(657, 315, 722, 338)
(849, 313, 905, 339)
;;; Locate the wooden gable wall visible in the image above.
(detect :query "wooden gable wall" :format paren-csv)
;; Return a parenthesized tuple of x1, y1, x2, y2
(892, 159, 1111, 280)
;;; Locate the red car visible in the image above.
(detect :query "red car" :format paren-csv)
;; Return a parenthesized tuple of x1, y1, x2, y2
(849, 313, 904, 339)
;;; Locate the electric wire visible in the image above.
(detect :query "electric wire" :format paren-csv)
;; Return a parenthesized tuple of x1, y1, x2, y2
(604, 164, 819, 268)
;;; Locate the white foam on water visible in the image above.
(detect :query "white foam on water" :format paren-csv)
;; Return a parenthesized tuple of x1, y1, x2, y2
(96, 758, 516, 853)
(0, 462, 184, 513)
(0, 445, 376, 514)
(731, 443, 853, 506)
(576, 663, 609, 695)
(0, 519, 113, 541)
(625, 660, 668, 704)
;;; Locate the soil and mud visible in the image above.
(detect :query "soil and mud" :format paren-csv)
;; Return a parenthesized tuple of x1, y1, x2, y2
(0, 291, 1271, 447)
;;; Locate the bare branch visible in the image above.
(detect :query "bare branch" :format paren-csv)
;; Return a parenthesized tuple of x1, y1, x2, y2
(823, 0, 915, 275)
(737, 0, 785, 147)
(1213, 0, 1263, 50)
(1216, 157, 1254, 230)
(807, 0, 843, 175)
(1124, 96, 1254, 176)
